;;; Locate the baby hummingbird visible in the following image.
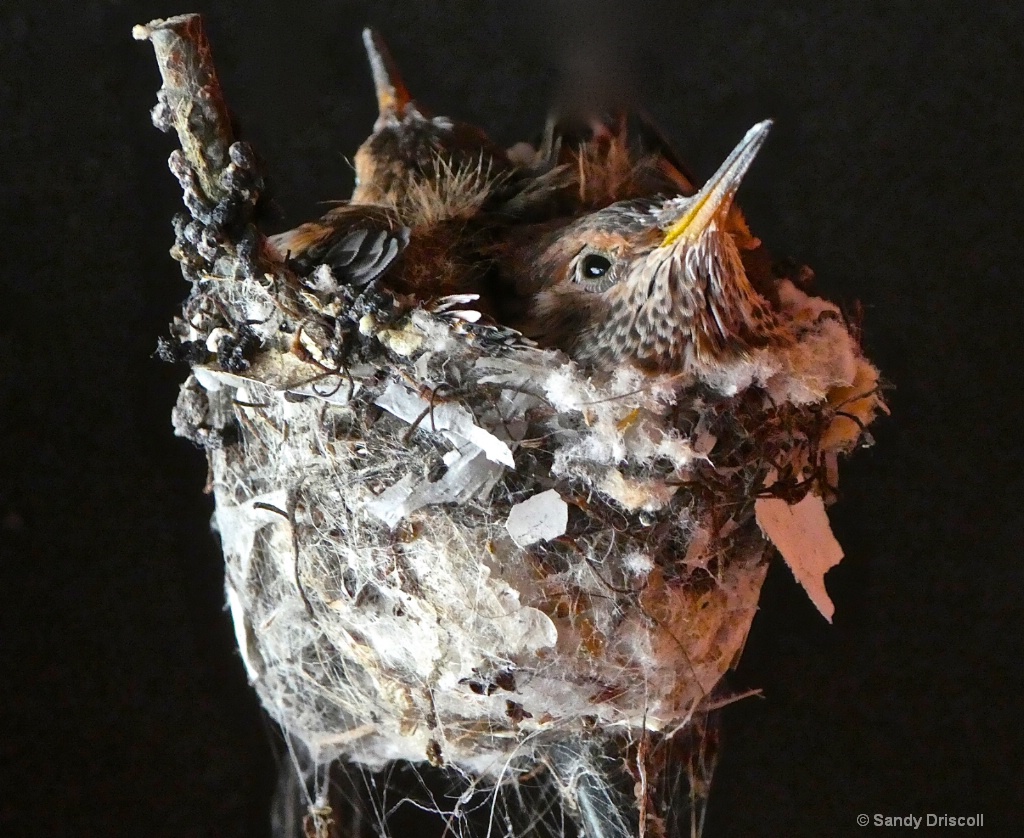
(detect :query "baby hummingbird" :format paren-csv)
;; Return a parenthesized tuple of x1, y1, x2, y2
(268, 31, 527, 302)
(352, 29, 513, 216)
(510, 120, 789, 374)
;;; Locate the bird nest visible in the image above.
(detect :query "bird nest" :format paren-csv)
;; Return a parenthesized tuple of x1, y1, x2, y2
(139, 14, 885, 838)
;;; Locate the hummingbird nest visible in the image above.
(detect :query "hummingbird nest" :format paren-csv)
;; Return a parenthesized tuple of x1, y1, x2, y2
(138, 15, 885, 838)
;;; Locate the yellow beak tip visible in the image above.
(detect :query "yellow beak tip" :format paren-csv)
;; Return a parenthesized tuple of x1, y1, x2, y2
(659, 120, 772, 249)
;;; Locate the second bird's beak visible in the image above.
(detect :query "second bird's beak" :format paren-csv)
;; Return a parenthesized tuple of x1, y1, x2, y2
(659, 120, 772, 248)
(363, 28, 414, 126)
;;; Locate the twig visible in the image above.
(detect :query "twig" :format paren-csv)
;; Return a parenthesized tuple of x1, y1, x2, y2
(133, 14, 234, 205)
(135, 14, 286, 289)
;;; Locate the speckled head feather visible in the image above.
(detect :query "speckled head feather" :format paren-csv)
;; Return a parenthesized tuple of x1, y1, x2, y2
(521, 120, 789, 373)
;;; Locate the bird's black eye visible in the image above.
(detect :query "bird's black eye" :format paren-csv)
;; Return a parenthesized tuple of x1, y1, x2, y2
(581, 253, 612, 279)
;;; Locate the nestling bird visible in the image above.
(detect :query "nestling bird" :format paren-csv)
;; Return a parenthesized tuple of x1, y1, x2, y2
(525, 106, 770, 289)
(267, 30, 543, 304)
(507, 120, 790, 373)
(352, 29, 514, 218)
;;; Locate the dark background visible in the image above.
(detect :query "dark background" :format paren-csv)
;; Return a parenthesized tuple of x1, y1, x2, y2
(2, 2, 1021, 836)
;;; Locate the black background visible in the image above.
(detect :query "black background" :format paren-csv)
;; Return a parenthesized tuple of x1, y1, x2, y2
(3, 2, 1022, 836)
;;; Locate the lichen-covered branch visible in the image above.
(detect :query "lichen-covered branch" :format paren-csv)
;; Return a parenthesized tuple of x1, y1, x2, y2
(133, 14, 234, 206)
(136, 12, 280, 298)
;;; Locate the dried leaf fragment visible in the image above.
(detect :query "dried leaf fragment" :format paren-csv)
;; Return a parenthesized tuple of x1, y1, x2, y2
(755, 492, 844, 621)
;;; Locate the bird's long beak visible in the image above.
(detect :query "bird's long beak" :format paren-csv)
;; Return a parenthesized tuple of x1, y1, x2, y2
(362, 29, 413, 123)
(660, 120, 772, 248)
